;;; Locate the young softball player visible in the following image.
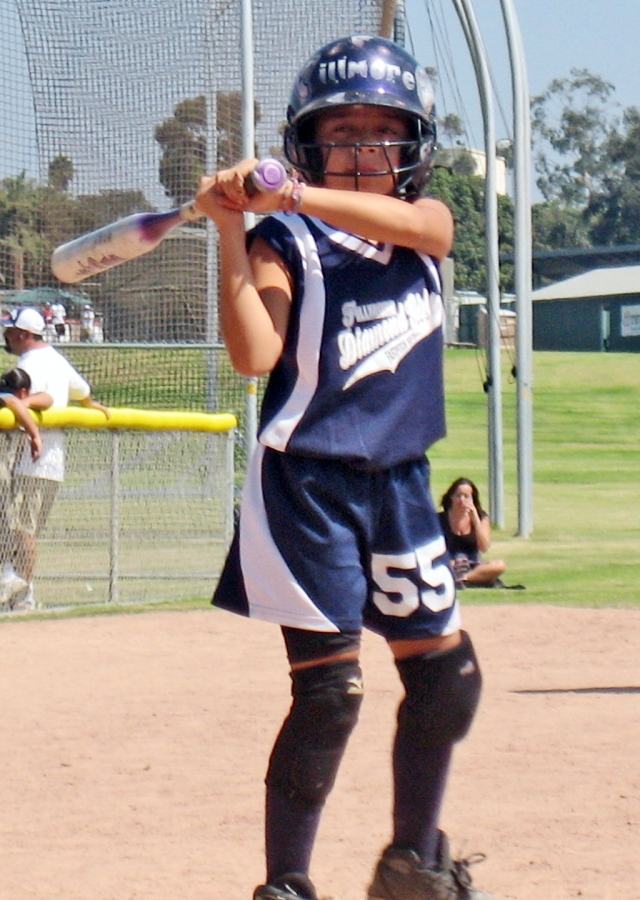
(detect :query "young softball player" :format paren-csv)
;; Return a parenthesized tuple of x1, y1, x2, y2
(196, 34, 495, 900)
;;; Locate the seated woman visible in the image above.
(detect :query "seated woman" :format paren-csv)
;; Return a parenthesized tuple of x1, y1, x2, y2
(439, 477, 506, 588)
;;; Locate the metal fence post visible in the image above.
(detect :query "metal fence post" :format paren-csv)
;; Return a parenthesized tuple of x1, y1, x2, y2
(109, 430, 120, 603)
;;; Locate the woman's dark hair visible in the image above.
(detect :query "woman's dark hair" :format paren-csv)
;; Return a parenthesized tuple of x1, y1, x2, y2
(0, 367, 31, 394)
(440, 477, 487, 517)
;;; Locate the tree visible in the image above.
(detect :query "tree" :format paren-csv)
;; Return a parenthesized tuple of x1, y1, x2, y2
(0, 167, 152, 291)
(215, 90, 262, 169)
(155, 93, 262, 206)
(155, 96, 207, 206)
(0, 173, 50, 288)
(439, 113, 465, 148)
(428, 168, 514, 294)
(532, 201, 591, 251)
(586, 106, 640, 245)
(435, 146, 478, 177)
(48, 155, 74, 192)
(531, 69, 618, 207)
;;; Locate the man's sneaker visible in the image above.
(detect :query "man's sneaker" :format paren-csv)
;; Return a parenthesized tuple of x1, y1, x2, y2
(254, 873, 317, 900)
(12, 582, 38, 611)
(368, 832, 495, 900)
(0, 575, 29, 611)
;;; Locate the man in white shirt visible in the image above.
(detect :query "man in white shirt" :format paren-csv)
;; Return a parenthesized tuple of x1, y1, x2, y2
(50, 300, 67, 341)
(0, 307, 109, 610)
(81, 304, 96, 342)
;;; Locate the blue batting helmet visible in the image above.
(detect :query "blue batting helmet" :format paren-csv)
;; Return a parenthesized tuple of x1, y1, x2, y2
(284, 35, 437, 196)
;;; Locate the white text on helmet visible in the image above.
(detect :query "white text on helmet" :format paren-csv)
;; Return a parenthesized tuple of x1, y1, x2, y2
(318, 58, 416, 92)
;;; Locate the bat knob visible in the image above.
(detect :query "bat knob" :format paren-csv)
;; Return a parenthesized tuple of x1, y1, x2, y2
(251, 158, 287, 192)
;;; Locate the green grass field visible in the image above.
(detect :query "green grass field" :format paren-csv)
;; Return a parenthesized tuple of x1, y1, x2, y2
(6, 347, 638, 620)
(430, 349, 640, 607)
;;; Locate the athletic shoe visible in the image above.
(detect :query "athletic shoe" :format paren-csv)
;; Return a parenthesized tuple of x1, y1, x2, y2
(0, 575, 29, 610)
(12, 582, 38, 611)
(368, 832, 495, 900)
(253, 873, 317, 900)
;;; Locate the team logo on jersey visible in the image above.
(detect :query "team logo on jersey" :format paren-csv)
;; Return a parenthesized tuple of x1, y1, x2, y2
(338, 288, 442, 389)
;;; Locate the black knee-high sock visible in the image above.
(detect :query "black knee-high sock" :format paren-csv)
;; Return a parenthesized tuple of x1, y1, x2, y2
(392, 635, 482, 869)
(264, 653, 364, 883)
(265, 786, 323, 881)
(392, 734, 452, 868)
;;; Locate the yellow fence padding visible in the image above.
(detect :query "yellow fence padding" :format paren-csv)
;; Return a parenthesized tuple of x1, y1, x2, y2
(0, 406, 237, 433)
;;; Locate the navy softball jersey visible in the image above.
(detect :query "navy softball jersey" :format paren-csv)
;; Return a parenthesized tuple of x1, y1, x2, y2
(213, 212, 460, 638)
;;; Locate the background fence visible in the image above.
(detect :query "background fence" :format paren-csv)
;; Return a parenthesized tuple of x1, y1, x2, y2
(0, 0, 397, 605)
(0, 408, 236, 610)
(0, 0, 388, 420)
(0, 0, 394, 465)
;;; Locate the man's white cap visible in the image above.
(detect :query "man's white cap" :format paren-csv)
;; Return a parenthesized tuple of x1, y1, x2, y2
(9, 307, 46, 336)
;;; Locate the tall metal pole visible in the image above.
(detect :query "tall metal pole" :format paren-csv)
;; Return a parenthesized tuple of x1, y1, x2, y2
(499, 0, 533, 536)
(451, 0, 504, 527)
(204, 4, 220, 412)
(240, 0, 258, 462)
(108, 431, 120, 604)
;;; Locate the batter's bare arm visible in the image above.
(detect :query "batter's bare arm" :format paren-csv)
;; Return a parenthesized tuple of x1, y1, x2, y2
(291, 188, 454, 261)
(196, 179, 291, 377)
(198, 161, 454, 262)
(237, 183, 453, 260)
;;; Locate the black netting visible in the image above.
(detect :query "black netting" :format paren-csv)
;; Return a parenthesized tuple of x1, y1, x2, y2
(1, 0, 384, 346)
(0, 0, 387, 462)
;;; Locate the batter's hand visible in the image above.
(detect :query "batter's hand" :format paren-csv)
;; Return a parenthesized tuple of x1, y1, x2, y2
(196, 160, 289, 218)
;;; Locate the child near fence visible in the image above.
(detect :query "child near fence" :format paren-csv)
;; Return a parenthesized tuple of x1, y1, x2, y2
(0, 367, 42, 611)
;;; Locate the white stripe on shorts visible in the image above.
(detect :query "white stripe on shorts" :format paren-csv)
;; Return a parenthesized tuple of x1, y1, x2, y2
(239, 444, 339, 631)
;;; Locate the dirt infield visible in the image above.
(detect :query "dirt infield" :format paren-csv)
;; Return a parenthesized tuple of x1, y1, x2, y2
(1, 605, 638, 900)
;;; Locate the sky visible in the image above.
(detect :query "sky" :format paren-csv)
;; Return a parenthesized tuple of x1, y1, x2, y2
(3, 0, 640, 197)
(405, 0, 640, 154)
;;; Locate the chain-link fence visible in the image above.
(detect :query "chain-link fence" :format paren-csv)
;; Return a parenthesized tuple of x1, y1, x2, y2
(0, 409, 236, 611)
(1, 0, 389, 443)
(0, 0, 397, 607)
(1, 0, 385, 350)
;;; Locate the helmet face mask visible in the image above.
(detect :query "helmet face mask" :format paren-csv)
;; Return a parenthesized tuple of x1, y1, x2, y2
(286, 123, 435, 195)
(284, 35, 437, 197)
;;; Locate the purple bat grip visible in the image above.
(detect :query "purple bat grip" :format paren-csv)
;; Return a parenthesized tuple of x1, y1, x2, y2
(248, 158, 287, 193)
